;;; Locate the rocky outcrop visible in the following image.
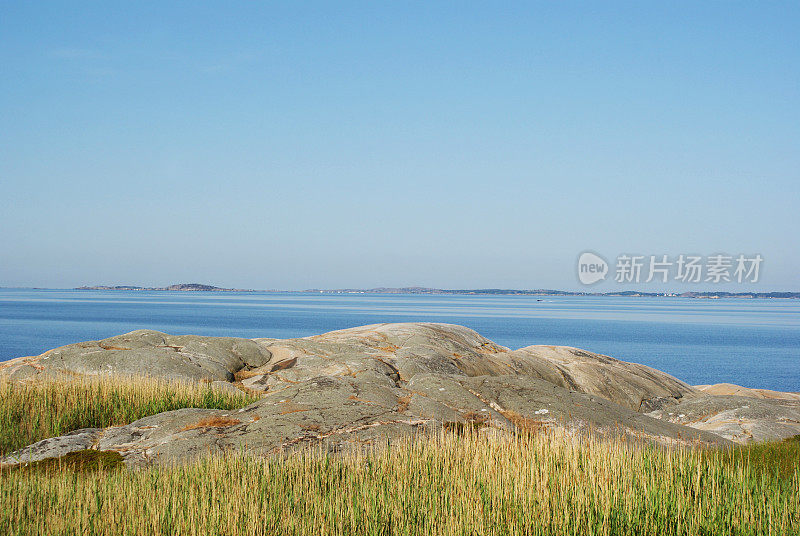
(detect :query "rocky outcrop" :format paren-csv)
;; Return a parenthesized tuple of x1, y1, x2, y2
(2, 322, 797, 468)
(646, 395, 800, 443)
(695, 383, 800, 401)
(248, 324, 697, 412)
(502, 345, 696, 411)
(0, 330, 271, 382)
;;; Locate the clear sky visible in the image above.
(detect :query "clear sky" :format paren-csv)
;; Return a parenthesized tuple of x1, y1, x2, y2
(1, 2, 798, 291)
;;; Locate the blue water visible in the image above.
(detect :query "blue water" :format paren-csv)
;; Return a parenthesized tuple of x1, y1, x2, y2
(1, 289, 798, 392)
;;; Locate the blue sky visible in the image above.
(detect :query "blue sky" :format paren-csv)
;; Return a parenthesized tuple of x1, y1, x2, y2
(1, 2, 798, 291)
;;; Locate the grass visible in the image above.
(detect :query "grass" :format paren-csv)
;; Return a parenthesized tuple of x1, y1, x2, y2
(1, 431, 797, 536)
(721, 434, 800, 481)
(1, 376, 797, 534)
(0, 375, 260, 455)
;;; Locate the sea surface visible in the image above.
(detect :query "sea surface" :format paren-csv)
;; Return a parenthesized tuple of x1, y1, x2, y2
(1, 289, 798, 392)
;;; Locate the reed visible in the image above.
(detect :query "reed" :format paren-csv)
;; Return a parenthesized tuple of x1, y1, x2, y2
(2, 429, 797, 535)
(0, 375, 260, 455)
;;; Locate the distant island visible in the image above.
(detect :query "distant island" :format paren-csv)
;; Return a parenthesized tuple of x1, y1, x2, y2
(303, 287, 800, 298)
(76, 283, 254, 292)
(73, 284, 799, 298)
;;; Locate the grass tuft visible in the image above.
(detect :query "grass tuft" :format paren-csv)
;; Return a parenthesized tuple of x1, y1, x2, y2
(717, 433, 800, 481)
(0, 375, 260, 455)
(3, 450, 124, 474)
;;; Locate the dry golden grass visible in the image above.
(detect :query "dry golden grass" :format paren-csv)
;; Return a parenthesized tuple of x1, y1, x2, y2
(2, 430, 797, 535)
(2, 376, 798, 535)
(0, 375, 260, 455)
(500, 408, 551, 434)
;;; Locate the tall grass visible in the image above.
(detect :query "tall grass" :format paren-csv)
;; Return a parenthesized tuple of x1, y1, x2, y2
(0, 376, 260, 455)
(2, 431, 797, 535)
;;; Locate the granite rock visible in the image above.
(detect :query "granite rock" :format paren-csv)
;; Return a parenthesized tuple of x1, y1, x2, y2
(3, 322, 798, 468)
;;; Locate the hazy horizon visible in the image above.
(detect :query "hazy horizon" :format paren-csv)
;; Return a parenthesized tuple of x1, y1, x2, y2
(2, 3, 798, 292)
(4, 283, 799, 294)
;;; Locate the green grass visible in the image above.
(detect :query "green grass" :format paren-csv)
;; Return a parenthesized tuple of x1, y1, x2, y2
(1, 431, 797, 536)
(0, 375, 260, 455)
(718, 434, 800, 481)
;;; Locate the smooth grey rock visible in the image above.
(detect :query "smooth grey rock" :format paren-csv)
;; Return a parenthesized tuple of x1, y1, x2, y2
(2, 330, 272, 382)
(503, 345, 696, 411)
(8, 364, 38, 381)
(647, 395, 800, 443)
(695, 383, 800, 401)
(211, 380, 242, 394)
(1, 428, 102, 465)
(4, 322, 798, 467)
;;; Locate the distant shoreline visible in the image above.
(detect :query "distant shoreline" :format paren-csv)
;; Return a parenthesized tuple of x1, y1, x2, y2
(67, 284, 800, 299)
(75, 283, 253, 292)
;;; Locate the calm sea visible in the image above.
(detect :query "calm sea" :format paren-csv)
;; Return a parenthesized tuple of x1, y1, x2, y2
(1, 289, 798, 392)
